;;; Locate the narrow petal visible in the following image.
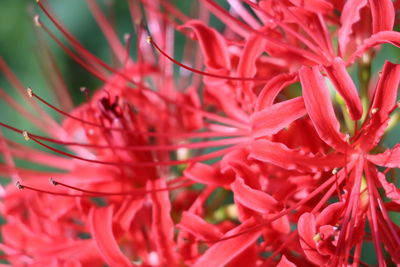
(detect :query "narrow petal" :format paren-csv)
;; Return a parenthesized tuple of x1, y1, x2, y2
(376, 171, 400, 204)
(358, 62, 400, 150)
(369, 0, 395, 33)
(255, 73, 298, 111)
(249, 139, 345, 172)
(179, 20, 230, 71)
(149, 178, 178, 265)
(300, 66, 350, 153)
(184, 163, 234, 186)
(178, 211, 223, 241)
(89, 206, 131, 267)
(367, 144, 400, 168)
(193, 218, 260, 267)
(348, 31, 400, 65)
(231, 177, 278, 214)
(289, 0, 333, 14)
(325, 57, 363, 120)
(251, 97, 306, 138)
(338, 0, 368, 55)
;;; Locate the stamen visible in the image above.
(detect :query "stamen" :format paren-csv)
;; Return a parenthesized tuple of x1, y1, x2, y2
(22, 131, 30, 141)
(33, 15, 42, 27)
(26, 87, 33, 98)
(15, 181, 24, 190)
(49, 177, 58, 186)
(371, 108, 378, 114)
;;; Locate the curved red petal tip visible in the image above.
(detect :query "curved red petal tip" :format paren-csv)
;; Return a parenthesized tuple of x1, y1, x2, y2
(300, 66, 350, 153)
(369, 0, 395, 33)
(325, 57, 362, 120)
(289, 0, 333, 14)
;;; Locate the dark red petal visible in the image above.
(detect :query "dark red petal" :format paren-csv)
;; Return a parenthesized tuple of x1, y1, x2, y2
(193, 218, 260, 267)
(231, 177, 278, 214)
(249, 139, 345, 172)
(251, 97, 306, 138)
(255, 73, 298, 111)
(277, 255, 297, 267)
(358, 62, 400, 151)
(348, 31, 400, 65)
(338, 0, 368, 55)
(369, 0, 395, 33)
(89, 206, 131, 267)
(325, 57, 363, 120)
(178, 211, 223, 241)
(179, 20, 230, 71)
(300, 66, 350, 153)
(367, 144, 400, 169)
(315, 202, 345, 226)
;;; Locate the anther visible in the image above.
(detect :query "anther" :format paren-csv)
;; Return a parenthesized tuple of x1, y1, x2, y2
(26, 87, 33, 98)
(146, 36, 152, 44)
(313, 233, 322, 242)
(15, 181, 24, 190)
(371, 108, 378, 114)
(332, 168, 338, 175)
(124, 33, 132, 44)
(22, 131, 30, 141)
(33, 15, 42, 27)
(49, 178, 58, 186)
(345, 133, 350, 143)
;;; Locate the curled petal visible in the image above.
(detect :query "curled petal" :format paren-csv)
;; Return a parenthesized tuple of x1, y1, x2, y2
(300, 66, 350, 153)
(251, 97, 306, 138)
(249, 139, 344, 172)
(367, 144, 400, 169)
(89, 206, 131, 267)
(358, 62, 400, 151)
(193, 218, 260, 267)
(255, 73, 298, 111)
(376, 171, 400, 204)
(338, 0, 368, 56)
(184, 163, 234, 186)
(298, 213, 327, 265)
(178, 211, 223, 241)
(231, 177, 278, 214)
(369, 0, 395, 33)
(179, 20, 230, 71)
(325, 57, 362, 120)
(347, 31, 400, 65)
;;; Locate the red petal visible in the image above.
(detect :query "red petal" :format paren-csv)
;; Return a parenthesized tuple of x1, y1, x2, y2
(367, 144, 400, 169)
(89, 206, 131, 267)
(369, 0, 395, 33)
(193, 218, 260, 267)
(298, 213, 327, 265)
(348, 31, 400, 65)
(289, 0, 333, 14)
(358, 62, 400, 151)
(277, 255, 297, 267)
(149, 178, 178, 265)
(249, 139, 345, 172)
(231, 177, 278, 214)
(178, 211, 223, 241)
(184, 163, 234, 186)
(179, 20, 230, 71)
(376, 171, 400, 204)
(325, 57, 363, 120)
(251, 97, 306, 138)
(300, 66, 350, 153)
(255, 73, 298, 111)
(338, 0, 368, 56)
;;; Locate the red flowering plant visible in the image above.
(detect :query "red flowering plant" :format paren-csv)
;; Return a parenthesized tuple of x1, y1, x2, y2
(0, 0, 399, 266)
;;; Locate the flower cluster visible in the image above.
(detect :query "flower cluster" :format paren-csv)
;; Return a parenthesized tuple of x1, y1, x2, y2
(0, 0, 399, 266)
